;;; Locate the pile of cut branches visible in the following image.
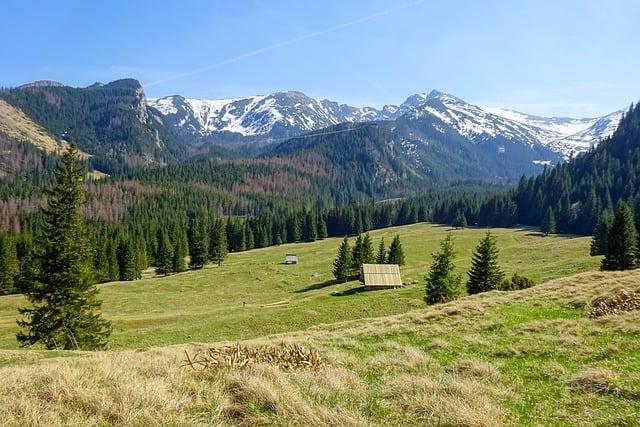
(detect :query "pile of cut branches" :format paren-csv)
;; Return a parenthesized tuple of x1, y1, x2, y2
(182, 342, 325, 370)
(589, 288, 640, 318)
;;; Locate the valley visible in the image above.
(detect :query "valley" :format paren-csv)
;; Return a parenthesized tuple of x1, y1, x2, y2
(0, 223, 598, 350)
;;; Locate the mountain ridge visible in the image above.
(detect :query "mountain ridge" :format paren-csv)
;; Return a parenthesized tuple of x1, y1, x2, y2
(149, 89, 623, 158)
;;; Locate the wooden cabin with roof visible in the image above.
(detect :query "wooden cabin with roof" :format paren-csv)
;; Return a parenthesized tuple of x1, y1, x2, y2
(360, 263, 403, 290)
(283, 254, 298, 264)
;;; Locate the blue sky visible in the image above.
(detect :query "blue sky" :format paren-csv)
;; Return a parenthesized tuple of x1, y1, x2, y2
(2, 0, 639, 117)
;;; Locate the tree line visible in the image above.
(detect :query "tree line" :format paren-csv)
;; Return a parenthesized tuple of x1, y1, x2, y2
(431, 103, 640, 237)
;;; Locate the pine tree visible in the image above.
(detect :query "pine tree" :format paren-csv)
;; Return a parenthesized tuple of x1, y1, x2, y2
(333, 237, 352, 282)
(452, 211, 467, 229)
(117, 236, 138, 281)
(361, 233, 375, 264)
(540, 208, 556, 236)
(466, 231, 504, 294)
(602, 202, 638, 271)
(425, 234, 463, 305)
(188, 216, 208, 269)
(376, 238, 387, 264)
(0, 233, 18, 295)
(171, 226, 188, 273)
(590, 210, 613, 256)
(17, 144, 111, 350)
(302, 211, 317, 241)
(135, 239, 147, 279)
(209, 219, 228, 266)
(351, 234, 364, 273)
(387, 235, 405, 266)
(317, 216, 328, 239)
(155, 230, 174, 275)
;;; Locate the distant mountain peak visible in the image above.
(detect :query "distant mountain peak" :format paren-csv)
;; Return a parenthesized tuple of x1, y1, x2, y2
(148, 87, 623, 157)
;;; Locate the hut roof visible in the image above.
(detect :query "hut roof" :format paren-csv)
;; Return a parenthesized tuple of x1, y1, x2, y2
(361, 263, 402, 288)
(284, 254, 298, 263)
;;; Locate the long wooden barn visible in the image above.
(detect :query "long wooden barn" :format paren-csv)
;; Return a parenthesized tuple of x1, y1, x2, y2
(360, 264, 403, 290)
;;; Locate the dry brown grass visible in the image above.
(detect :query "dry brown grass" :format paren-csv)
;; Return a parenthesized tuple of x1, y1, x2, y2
(381, 374, 510, 426)
(0, 100, 90, 158)
(0, 269, 639, 426)
(568, 368, 622, 395)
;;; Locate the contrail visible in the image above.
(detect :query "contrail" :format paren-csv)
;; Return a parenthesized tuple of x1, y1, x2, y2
(145, 0, 425, 87)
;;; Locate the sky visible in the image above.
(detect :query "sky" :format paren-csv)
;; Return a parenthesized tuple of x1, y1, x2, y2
(1, 0, 639, 117)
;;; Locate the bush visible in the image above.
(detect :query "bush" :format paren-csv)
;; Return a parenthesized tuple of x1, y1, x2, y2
(499, 273, 535, 291)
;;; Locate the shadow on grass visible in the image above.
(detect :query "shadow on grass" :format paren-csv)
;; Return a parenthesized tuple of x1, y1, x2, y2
(334, 286, 368, 296)
(294, 279, 340, 293)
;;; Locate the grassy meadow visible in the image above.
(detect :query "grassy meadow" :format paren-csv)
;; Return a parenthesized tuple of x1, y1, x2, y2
(0, 269, 638, 425)
(0, 223, 599, 350)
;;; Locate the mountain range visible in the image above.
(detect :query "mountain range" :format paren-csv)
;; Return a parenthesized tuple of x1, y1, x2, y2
(149, 89, 623, 159)
(0, 79, 625, 184)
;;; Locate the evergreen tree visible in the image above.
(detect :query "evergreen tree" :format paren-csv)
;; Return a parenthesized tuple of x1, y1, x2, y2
(540, 208, 556, 236)
(452, 211, 468, 229)
(117, 236, 138, 281)
(590, 210, 613, 256)
(16, 144, 111, 350)
(188, 217, 208, 269)
(387, 235, 405, 266)
(209, 219, 228, 266)
(244, 223, 255, 250)
(466, 231, 504, 294)
(376, 238, 387, 264)
(602, 202, 638, 271)
(302, 211, 317, 241)
(333, 237, 352, 282)
(171, 226, 188, 273)
(155, 230, 174, 275)
(317, 216, 328, 239)
(351, 234, 364, 273)
(0, 233, 18, 295)
(425, 234, 463, 305)
(361, 233, 375, 265)
(135, 239, 147, 279)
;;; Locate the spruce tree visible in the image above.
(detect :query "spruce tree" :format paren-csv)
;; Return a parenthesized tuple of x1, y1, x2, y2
(351, 234, 364, 273)
(155, 230, 174, 275)
(16, 144, 111, 350)
(171, 226, 188, 273)
(117, 236, 138, 281)
(602, 202, 638, 271)
(209, 219, 228, 266)
(303, 211, 317, 241)
(0, 233, 18, 295)
(590, 210, 613, 256)
(425, 234, 463, 305)
(188, 217, 208, 269)
(333, 237, 352, 282)
(540, 208, 556, 236)
(361, 233, 375, 264)
(387, 235, 405, 266)
(376, 238, 387, 264)
(452, 211, 467, 229)
(466, 231, 504, 294)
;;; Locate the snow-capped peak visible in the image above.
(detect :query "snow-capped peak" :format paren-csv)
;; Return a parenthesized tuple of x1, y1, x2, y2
(148, 89, 623, 156)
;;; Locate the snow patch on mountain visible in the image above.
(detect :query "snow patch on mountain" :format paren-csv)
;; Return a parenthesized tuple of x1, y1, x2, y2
(148, 89, 623, 157)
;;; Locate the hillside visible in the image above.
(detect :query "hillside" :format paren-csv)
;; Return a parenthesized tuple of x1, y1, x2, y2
(0, 224, 598, 349)
(0, 265, 637, 425)
(0, 80, 188, 173)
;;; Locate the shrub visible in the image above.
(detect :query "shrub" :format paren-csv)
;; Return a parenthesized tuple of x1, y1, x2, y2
(499, 273, 535, 291)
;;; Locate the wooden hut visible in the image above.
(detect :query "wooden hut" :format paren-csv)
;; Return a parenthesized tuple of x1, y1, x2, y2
(283, 254, 298, 264)
(360, 264, 402, 290)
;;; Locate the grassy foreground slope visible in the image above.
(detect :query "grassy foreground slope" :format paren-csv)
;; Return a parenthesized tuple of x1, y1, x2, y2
(0, 270, 638, 426)
(0, 224, 599, 348)
(0, 224, 599, 350)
